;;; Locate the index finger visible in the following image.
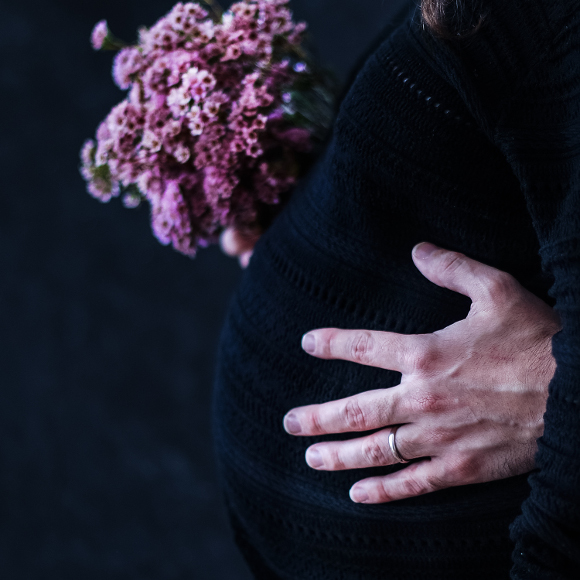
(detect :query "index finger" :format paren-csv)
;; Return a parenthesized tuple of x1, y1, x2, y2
(302, 328, 428, 374)
(283, 386, 410, 436)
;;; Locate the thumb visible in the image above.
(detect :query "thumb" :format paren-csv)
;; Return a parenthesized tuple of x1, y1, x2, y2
(411, 242, 514, 307)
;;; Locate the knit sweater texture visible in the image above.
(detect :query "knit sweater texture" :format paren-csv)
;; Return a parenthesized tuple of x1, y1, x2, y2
(213, 1, 580, 578)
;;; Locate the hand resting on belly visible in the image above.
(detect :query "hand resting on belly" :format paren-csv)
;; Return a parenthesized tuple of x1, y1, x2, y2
(282, 243, 561, 505)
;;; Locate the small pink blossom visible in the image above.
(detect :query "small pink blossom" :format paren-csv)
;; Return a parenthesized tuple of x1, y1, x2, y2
(107, 101, 130, 134)
(173, 143, 191, 164)
(186, 105, 204, 135)
(113, 47, 143, 89)
(91, 20, 109, 50)
(95, 139, 114, 166)
(243, 126, 260, 143)
(246, 142, 263, 157)
(252, 114, 268, 130)
(87, 172, 120, 202)
(231, 2, 257, 19)
(167, 3, 188, 30)
(189, 20, 215, 45)
(288, 21, 307, 45)
(182, 67, 216, 102)
(167, 85, 191, 117)
(151, 180, 197, 255)
(81, 139, 96, 165)
(137, 171, 165, 203)
(221, 43, 243, 62)
(183, 2, 208, 22)
(142, 130, 163, 152)
(122, 191, 142, 208)
(230, 138, 245, 154)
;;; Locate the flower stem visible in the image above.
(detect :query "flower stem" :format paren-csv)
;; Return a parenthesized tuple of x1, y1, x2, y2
(101, 37, 127, 51)
(201, 0, 224, 21)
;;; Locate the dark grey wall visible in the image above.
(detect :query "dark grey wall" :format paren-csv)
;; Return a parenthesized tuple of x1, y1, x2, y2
(0, 1, 406, 578)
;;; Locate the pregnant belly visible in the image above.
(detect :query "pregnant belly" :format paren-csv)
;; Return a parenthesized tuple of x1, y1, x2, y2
(211, 202, 529, 579)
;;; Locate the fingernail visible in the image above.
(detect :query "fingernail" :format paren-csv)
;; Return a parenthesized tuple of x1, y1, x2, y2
(306, 448, 324, 469)
(350, 486, 369, 503)
(302, 333, 316, 354)
(284, 413, 302, 435)
(413, 242, 437, 260)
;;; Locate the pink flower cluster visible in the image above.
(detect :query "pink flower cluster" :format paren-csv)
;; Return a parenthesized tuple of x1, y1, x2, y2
(81, 0, 331, 256)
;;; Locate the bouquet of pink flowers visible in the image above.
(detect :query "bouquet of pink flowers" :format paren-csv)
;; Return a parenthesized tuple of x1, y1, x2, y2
(81, 0, 335, 256)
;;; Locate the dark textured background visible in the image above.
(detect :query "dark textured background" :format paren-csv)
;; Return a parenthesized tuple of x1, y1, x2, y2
(0, 0, 405, 577)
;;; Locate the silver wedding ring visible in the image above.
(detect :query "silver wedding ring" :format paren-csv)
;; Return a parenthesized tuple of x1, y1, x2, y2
(388, 426, 409, 464)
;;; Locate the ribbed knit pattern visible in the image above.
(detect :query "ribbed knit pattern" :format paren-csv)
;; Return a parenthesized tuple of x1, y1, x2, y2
(213, 1, 580, 578)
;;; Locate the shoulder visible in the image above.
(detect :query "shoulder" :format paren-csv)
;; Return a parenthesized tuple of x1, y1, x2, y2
(457, 0, 578, 37)
(408, 0, 580, 135)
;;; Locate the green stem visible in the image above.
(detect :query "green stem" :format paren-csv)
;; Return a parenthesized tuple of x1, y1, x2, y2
(101, 36, 127, 51)
(201, 0, 224, 21)
(290, 45, 308, 62)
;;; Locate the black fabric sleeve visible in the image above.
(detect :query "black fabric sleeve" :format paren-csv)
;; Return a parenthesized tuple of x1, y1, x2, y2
(418, 0, 580, 575)
(490, 8, 580, 579)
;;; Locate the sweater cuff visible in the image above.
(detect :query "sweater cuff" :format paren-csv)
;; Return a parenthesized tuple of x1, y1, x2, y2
(510, 361, 580, 578)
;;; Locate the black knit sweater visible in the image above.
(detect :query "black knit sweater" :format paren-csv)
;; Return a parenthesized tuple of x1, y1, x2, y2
(213, 1, 580, 578)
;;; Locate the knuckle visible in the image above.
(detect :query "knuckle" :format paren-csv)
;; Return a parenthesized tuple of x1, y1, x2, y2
(424, 426, 448, 446)
(410, 389, 447, 415)
(408, 337, 440, 374)
(305, 410, 324, 435)
(327, 448, 347, 471)
(342, 398, 368, 431)
(439, 252, 465, 278)
(400, 477, 431, 498)
(375, 481, 396, 503)
(325, 330, 340, 356)
(485, 271, 518, 306)
(495, 453, 527, 480)
(449, 455, 481, 484)
(394, 435, 413, 462)
(362, 436, 390, 466)
(349, 331, 375, 364)
(375, 396, 395, 425)
(423, 473, 446, 492)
